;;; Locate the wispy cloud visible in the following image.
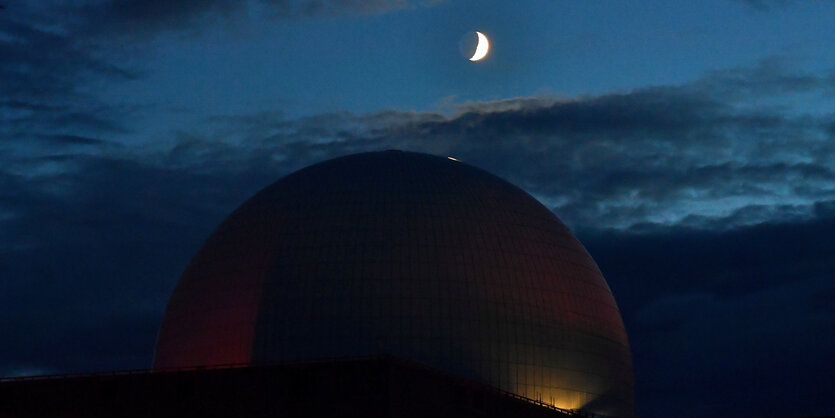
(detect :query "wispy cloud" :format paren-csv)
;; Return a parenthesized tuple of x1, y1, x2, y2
(74, 0, 444, 38)
(0, 9, 137, 160)
(734, 0, 795, 11)
(7, 57, 835, 231)
(164, 59, 835, 231)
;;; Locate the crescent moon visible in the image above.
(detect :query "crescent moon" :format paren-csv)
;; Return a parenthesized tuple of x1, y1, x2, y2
(469, 31, 489, 62)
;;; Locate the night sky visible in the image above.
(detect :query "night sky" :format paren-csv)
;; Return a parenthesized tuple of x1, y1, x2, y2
(2, 1, 835, 417)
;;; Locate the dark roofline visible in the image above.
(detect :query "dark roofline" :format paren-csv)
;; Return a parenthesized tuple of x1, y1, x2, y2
(1, 354, 605, 417)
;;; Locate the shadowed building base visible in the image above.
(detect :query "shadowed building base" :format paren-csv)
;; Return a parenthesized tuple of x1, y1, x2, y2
(0, 355, 596, 418)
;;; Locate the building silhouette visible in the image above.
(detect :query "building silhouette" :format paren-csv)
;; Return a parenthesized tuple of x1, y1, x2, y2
(1, 151, 633, 417)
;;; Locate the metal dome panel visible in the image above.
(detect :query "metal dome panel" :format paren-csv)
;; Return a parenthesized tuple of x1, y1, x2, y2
(153, 151, 634, 417)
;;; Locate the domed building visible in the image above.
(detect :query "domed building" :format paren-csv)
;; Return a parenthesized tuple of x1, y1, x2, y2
(153, 151, 634, 417)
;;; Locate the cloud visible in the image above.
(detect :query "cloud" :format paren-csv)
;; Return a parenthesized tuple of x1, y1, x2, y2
(582, 221, 835, 417)
(3, 56, 835, 417)
(31, 134, 107, 146)
(0, 0, 444, 158)
(73, 0, 443, 38)
(734, 0, 795, 11)
(180, 59, 835, 232)
(0, 10, 137, 161)
(0, 12, 137, 99)
(0, 154, 280, 374)
(1, 0, 445, 151)
(632, 276, 835, 417)
(7, 45, 835, 232)
(686, 56, 835, 101)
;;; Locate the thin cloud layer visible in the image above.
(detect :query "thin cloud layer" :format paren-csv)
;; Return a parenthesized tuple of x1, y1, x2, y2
(173, 60, 835, 231)
(6, 57, 835, 231)
(0, 0, 441, 155)
(0, 9, 136, 160)
(735, 0, 795, 11)
(74, 0, 443, 37)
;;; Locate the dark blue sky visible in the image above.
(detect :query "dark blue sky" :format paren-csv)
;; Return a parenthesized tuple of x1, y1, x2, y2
(2, 1, 834, 417)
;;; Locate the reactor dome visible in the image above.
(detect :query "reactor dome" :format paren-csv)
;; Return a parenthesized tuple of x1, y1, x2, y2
(153, 151, 634, 417)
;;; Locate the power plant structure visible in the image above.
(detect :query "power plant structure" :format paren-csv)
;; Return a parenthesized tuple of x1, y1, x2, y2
(1, 151, 634, 417)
